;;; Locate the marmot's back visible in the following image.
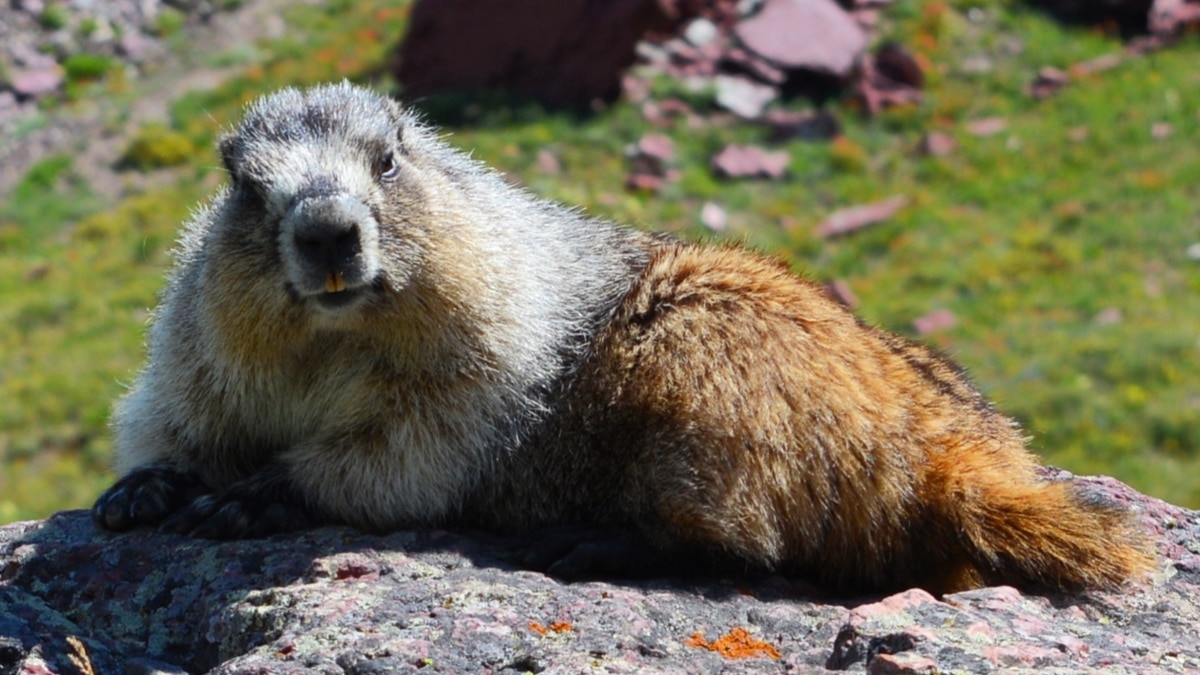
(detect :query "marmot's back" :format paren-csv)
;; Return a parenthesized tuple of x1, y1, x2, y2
(94, 83, 1154, 595)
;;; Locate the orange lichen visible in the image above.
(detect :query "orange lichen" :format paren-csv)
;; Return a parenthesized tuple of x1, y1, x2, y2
(529, 621, 573, 635)
(686, 627, 781, 660)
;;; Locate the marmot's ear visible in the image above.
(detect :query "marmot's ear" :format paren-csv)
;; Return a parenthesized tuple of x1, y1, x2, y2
(217, 133, 241, 180)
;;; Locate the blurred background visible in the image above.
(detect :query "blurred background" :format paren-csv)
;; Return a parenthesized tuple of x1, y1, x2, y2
(1, 0, 1197, 522)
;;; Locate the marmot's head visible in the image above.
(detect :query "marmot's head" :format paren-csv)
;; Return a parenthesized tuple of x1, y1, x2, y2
(215, 82, 449, 320)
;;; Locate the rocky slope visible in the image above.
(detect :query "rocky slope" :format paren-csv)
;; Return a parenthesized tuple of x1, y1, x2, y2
(1, 472, 1197, 674)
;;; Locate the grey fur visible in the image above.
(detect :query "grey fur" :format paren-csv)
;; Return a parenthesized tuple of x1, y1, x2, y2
(110, 82, 653, 530)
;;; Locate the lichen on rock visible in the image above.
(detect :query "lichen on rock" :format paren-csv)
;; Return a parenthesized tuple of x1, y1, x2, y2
(1, 473, 1198, 673)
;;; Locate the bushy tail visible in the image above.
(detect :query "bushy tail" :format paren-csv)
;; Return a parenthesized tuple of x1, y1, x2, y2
(925, 445, 1156, 593)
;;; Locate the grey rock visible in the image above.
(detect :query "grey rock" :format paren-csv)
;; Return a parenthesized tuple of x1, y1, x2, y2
(714, 73, 777, 118)
(683, 17, 720, 47)
(1, 473, 1198, 673)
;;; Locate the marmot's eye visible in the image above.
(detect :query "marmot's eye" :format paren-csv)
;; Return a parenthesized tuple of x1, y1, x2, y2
(379, 152, 400, 182)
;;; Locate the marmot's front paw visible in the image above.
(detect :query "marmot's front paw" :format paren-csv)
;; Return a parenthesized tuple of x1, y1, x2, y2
(159, 491, 316, 539)
(92, 466, 208, 531)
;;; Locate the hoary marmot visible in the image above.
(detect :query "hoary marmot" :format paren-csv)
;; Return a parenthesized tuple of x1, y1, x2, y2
(93, 82, 1153, 595)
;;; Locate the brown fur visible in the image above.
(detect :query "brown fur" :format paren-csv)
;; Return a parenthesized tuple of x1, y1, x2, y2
(94, 83, 1154, 596)
(475, 243, 1154, 593)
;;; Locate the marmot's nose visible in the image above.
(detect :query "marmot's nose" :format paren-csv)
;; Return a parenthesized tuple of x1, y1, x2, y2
(287, 189, 373, 281)
(293, 216, 362, 272)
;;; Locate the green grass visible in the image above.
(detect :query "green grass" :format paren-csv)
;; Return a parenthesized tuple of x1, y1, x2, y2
(2, 0, 1198, 522)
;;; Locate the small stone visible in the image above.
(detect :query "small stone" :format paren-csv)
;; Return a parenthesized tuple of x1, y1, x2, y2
(15, 0, 45, 15)
(1067, 126, 1089, 142)
(966, 117, 1007, 137)
(825, 280, 858, 308)
(535, 149, 560, 175)
(118, 33, 154, 62)
(1186, 243, 1200, 260)
(700, 202, 728, 231)
(626, 134, 679, 192)
(710, 144, 790, 179)
(683, 18, 720, 47)
(10, 67, 64, 100)
(763, 109, 840, 141)
(635, 134, 675, 164)
(919, 131, 956, 157)
(867, 652, 938, 675)
(1029, 66, 1070, 99)
(913, 309, 957, 336)
(714, 74, 777, 119)
(1071, 52, 1122, 76)
(624, 75, 652, 104)
(1093, 308, 1123, 326)
(816, 196, 908, 238)
(8, 43, 58, 69)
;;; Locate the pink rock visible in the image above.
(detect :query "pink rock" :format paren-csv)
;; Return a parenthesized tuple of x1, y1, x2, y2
(10, 67, 63, 99)
(536, 149, 560, 175)
(815, 196, 908, 238)
(867, 652, 939, 675)
(625, 173, 666, 192)
(920, 131, 956, 157)
(1150, 0, 1200, 35)
(636, 134, 675, 163)
(825, 279, 859, 308)
(966, 117, 1007, 137)
(118, 33, 155, 63)
(913, 309, 957, 336)
(1029, 66, 1069, 99)
(734, 0, 866, 77)
(710, 144, 790, 179)
(1094, 308, 1123, 325)
(763, 109, 841, 141)
(1072, 52, 1122, 76)
(627, 134, 680, 192)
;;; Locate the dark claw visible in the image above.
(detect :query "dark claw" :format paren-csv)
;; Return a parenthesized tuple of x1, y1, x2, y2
(162, 491, 316, 539)
(159, 494, 220, 536)
(97, 463, 321, 539)
(92, 467, 208, 532)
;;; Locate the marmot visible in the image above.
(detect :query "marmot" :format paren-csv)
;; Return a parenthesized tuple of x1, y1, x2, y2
(93, 82, 1154, 595)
